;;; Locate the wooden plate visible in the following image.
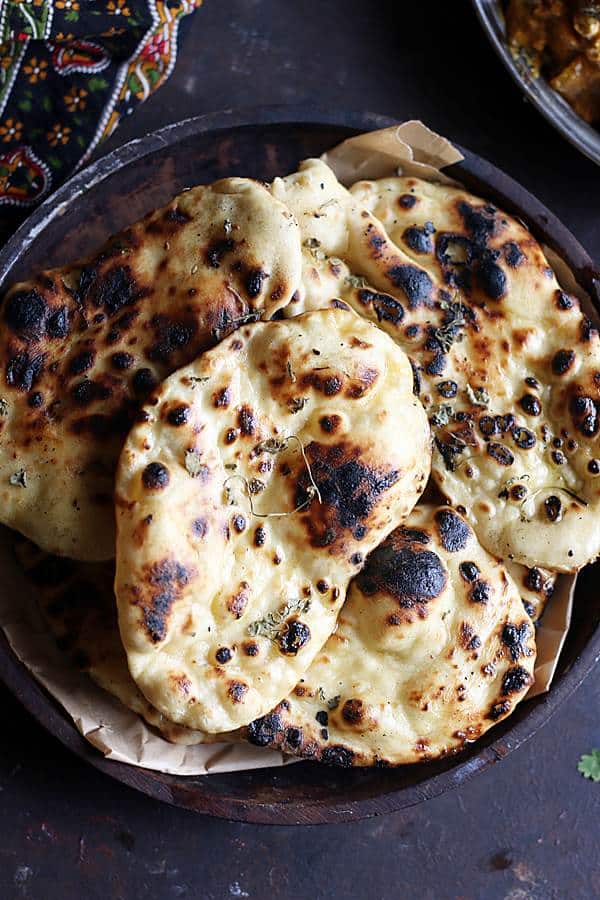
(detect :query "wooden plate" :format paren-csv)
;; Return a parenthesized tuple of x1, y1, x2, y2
(0, 107, 598, 825)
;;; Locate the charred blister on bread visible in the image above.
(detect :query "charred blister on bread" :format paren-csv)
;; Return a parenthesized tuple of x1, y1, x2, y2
(241, 505, 536, 766)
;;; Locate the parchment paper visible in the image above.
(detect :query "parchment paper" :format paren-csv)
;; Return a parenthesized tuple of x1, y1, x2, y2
(0, 120, 588, 773)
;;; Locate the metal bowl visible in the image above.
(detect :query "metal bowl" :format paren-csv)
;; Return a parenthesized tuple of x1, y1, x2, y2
(471, 0, 600, 165)
(0, 107, 598, 824)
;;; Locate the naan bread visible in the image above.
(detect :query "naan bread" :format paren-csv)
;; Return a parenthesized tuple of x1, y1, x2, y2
(504, 562, 556, 623)
(276, 160, 600, 572)
(115, 308, 431, 732)
(0, 178, 301, 560)
(13, 539, 209, 744)
(244, 505, 536, 766)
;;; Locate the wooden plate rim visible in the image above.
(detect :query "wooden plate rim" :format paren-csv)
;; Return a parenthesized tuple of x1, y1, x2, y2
(0, 105, 598, 825)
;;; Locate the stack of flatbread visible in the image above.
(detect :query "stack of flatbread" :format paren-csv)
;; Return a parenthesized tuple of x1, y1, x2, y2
(3, 153, 598, 767)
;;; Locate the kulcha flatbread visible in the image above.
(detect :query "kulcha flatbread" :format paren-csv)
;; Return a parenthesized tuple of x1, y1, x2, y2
(274, 160, 600, 572)
(504, 562, 555, 623)
(243, 505, 536, 766)
(13, 539, 209, 744)
(0, 178, 301, 561)
(115, 308, 431, 733)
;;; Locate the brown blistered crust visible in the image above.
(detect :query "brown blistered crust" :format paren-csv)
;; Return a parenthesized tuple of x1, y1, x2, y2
(241, 506, 536, 767)
(0, 177, 301, 559)
(295, 441, 400, 552)
(340, 170, 600, 572)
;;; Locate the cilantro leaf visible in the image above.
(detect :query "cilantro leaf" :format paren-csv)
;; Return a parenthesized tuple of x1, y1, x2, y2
(577, 749, 600, 782)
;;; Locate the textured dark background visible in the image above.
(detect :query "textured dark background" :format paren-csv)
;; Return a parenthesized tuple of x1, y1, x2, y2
(1, 2, 599, 898)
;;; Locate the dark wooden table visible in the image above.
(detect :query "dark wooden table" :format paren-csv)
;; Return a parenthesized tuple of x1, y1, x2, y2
(1, 3, 599, 898)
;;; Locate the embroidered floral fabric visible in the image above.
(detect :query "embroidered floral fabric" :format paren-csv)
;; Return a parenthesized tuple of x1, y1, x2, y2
(0, 0, 202, 235)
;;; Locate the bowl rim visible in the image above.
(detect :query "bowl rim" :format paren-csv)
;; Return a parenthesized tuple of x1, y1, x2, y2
(470, 0, 600, 166)
(0, 104, 599, 826)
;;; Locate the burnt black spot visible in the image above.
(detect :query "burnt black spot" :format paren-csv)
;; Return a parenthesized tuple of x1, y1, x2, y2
(357, 543, 446, 605)
(478, 415, 499, 439)
(228, 681, 248, 703)
(215, 647, 232, 664)
(459, 561, 480, 582)
(398, 193, 416, 208)
(245, 269, 267, 299)
(140, 558, 193, 643)
(410, 360, 421, 396)
(501, 666, 531, 695)
(386, 264, 433, 307)
(132, 367, 157, 396)
(316, 580, 329, 593)
(342, 699, 364, 724)
(142, 462, 170, 490)
(552, 349, 575, 376)
(296, 444, 399, 545)
(588, 459, 600, 475)
(544, 495, 562, 522)
(324, 376, 342, 395)
(511, 427, 536, 450)
(192, 517, 208, 538)
(437, 380, 458, 399)
(403, 222, 434, 254)
(46, 306, 69, 338)
(213, 387, 230, 408)
(357, 289, 404, 325)
(238, 405, 256, 435)
(519, 394, 541, 417)
(497, 414, 515, 433)
(476, 250, 507, 300)
(581, 317, 597, 342)
(206, 237, 235, 268)
(5, 290, 47, 340)
(435, 435, 464, 472)
(489, 700, 511, 721)
(502, 622, 531, 661)
(351, 552, 363, 565)
(71, 378, 110, 406)
(470, 581, 491, 604)
(319, 414, 341, 434)
(425, 354, 446, 376)
(552, 450, 566, 465)
(111, 351, 134, 370)
(487, 441, 515, 466)
(6, 350, 45, 391)
(244, 642, 259, 657)
(510, 483, 528, 500)
(247, 712, 284, 747)
(167, 405, 189, 426)
(503, 241, 525, 267)
(435, 509, 470, 552)
(278, 620, 310, 655)
(284, 727, 302, 749)
(254, 525, 266, 546)
(570, 395, 598, 437)
(79, 264, 139, 316)
(232, 514, 246, 533)
(68, 350, 95, 376)
(458, 201, 496, 245)
(148, 318, 196, 362)
(398, 527, 430, 545)
(556, 290, 573, 310)
(28, 390, 43, 408)
(321, 746, 354, 767)
(316, 710, 328, 726)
